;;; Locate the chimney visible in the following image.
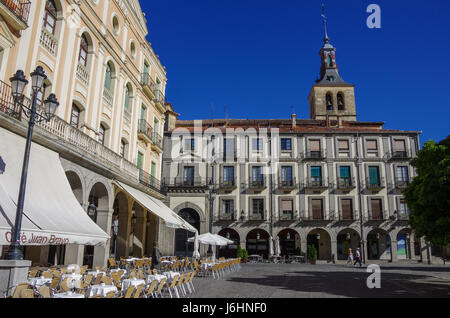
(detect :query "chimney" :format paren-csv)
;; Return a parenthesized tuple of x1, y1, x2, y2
(291, 113, 297, 128)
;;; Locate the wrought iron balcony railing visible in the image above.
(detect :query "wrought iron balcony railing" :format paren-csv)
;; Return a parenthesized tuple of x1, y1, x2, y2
(366, 177, 385, 191)
(248, 176, 267, 189)
(279, 211, 295, 221)
(394, 178, 410, 189)
(219, 178, 236, 189)
(138, 119, 153, 143)
(249, 212, 265, 221)
(301, 150, 326, 160)
(0, 0, 31, 26)
(164, 177, 209, 188)
(139, 169, 165, 195)
(385, 151, 411, 161)
(141, 72, 156, 97)
(278, 177, 297, 189)
(154, 89, 165, 105)
(219, 210, 236, 221)
(336, 177, 356, 190)
(303, 179, 328, 189)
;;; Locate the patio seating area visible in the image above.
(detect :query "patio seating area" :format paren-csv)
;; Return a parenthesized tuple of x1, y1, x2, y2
(3, 255, 241, 298)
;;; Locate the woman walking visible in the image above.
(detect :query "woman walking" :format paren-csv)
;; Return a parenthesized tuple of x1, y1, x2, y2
(347, 248, 354, 265)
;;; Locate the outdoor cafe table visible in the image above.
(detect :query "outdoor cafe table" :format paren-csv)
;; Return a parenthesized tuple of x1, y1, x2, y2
(87, 270, 107, 278)
(122, 278, 145, 290)
(248, 255, 263, 263)
(146, 274, 167, 284)
(89, 284, 118, 298)
(28, 277, 52, 288)
(61, 273, 83, 289)
(163, 271, 180, 280)
(52, 291, 85, 298)
(110, 269, 127, 277)
(66, 264, 81, 274)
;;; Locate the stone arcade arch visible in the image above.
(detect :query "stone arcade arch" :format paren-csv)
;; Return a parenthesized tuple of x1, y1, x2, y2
(175, 208, 200, 257)
(336, 228, 361, 261)
(367, 228, 391, 260)
(307, 228, 332, 261)
(218, 228, 240, 259)
(113, 192, 129, 259)
(277, 228, 300, 256)
(246, 229, 270, 259)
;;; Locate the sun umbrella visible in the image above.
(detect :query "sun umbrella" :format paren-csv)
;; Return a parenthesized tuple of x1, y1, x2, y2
(275, 236, 281, 256)
(269, 236, 274, 257)
(187, 232, 227, 246)
(192, 232, 200, 258)
(213, 234, 234, 245)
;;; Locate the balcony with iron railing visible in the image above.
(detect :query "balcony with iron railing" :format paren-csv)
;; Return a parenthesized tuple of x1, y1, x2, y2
(336, 177, 356, 190)
(303, 178, 328, 190)
(218, 178, 237, 190)
(249, 211, 266, 221)
(0, 0, 31, 30)
(151, 130, 163, 152)
(338, 210, 357, 221)
(300, 150, 326, 160)
(394, 178, 410, 190)
(248, 176, 267, 190)
(141, 72, 156, 99)
(219, 210, 236, 221)
(139, 169, 165, 195)
(154, 89, 165, 106)
(385, 150, 411, 161)
(303, 212, 333, 221)
(278, 177, 297, 190)
(0, 80, 164, 195)
(137, 119, 152, 143)
(367, 210, 387, 221)
(164, 177, 209, 189)
(366, 177, 385, 191)
(278, 210, 296, 221)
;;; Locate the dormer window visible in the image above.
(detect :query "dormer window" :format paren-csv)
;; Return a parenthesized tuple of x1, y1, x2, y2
(327, 54, 333, 67)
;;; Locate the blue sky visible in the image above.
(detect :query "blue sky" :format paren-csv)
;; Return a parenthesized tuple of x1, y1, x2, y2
(140, 0, 450, 145)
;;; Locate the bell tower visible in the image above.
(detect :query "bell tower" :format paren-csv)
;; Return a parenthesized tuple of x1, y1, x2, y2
(308, 4, 357, 122)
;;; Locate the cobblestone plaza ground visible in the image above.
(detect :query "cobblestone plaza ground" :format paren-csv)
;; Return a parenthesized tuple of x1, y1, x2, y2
(193, 263, 450, 298)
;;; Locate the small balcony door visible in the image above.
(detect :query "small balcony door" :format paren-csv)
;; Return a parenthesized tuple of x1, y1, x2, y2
(183, 166, 195, 186)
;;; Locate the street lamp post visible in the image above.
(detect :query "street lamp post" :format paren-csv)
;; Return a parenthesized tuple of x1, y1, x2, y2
(113, 217, 119, 261)
(208, 136, 216, 258)
(5, 67, 59, 261)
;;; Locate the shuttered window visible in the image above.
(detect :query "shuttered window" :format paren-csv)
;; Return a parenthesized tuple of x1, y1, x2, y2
(341, 199, 353, 220)
(367, 140, 378, 151)
(311, 199, 323, 220)
(370, 199, 382, 220)
(282, 200, 293, 212)
(338, 139, 349, 151)
(394, 140, 406, 151)
(368, 166, 380, 185)
(309, 140, 321, 151)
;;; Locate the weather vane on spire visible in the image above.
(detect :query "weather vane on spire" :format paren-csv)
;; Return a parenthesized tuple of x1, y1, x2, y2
(322, 3, 329, 43)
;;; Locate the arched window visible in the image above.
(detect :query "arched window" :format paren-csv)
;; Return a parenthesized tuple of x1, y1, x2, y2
(326, 93, 333, 111)
(70, 104, 81, 128)
(43, 0, 57, 35)
(337, 92, 345, 110)
(104, 63, 112, 91)
(124, 85, 131, 112)
(98, 124, 106, 145)
(78, 34, 89, 67)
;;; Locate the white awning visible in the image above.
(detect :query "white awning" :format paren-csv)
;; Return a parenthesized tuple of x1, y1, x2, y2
(0, 128, 110, 246)
(113, 181, 197, 233)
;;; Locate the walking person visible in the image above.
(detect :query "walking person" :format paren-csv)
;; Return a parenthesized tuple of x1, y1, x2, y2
(353, 248, 362, 267)
(347, 248, 354, 265)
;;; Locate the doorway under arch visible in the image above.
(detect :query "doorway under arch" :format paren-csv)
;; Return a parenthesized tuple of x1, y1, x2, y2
(307, 229, 332, 261)
(218, 228, 240, 259)
(277, 229, 300, 256)
(367, 229, 391, 260)
(246, 229, 270, 259)
(336, 228, 361, 260)
(175, 208, 200, 257)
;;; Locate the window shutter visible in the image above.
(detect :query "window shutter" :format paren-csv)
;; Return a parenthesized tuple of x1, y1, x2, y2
(367, 140, 377, 151)
(338, 140, 349, 151)
(310, 140, 320, 151)
(341, 199, 352, 219)
(370, 199, 382, 220)
(340, 166, 350, 178)
(311, 199, 323, 219)
(394, 140, 406, 151)
(282, 200, 293, 212)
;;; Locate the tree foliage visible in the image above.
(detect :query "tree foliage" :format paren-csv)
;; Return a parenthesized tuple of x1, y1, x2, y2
(404, 135, 450, 246)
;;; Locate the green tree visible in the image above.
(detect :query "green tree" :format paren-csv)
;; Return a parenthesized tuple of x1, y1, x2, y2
(404, 136, 450, 251)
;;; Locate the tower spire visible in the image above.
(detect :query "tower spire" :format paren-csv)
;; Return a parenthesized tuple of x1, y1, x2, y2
(322, 3, 329, 44)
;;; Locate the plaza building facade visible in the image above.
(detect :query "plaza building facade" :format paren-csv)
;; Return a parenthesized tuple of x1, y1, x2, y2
(162, 28, 436, 264)
(0, 0, 188, 268)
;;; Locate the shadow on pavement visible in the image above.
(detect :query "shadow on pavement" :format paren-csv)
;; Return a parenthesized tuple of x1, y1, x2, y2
(225, 269, 450, 298)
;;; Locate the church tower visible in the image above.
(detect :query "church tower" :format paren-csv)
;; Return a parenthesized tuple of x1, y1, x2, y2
(308, 5, 357, 122)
